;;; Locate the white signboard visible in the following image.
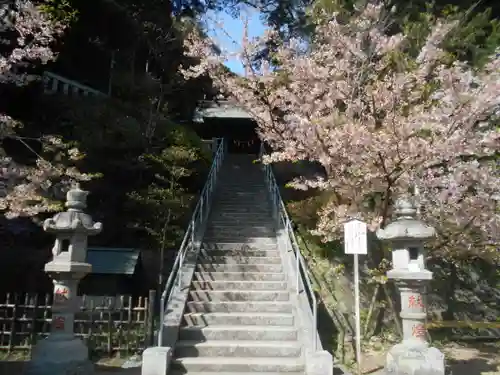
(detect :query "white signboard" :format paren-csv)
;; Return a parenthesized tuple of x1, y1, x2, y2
(344, 219, 368, 255)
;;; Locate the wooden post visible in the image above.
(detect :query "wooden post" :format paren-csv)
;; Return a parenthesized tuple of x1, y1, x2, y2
(8, 293, 16, 353)
(147, 290, 156, 346)
(120, 296, 125, 353)
(127, 296, 132, 354)
(29, 293, 38, 349)
(107, 303, 113, 356)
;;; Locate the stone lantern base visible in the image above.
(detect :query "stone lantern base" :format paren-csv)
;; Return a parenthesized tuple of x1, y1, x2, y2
(24, 335, 94, 375)
(385, 339, 445, 375)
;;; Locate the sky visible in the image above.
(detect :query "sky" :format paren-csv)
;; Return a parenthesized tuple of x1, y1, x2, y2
(203, 7, 267, 75)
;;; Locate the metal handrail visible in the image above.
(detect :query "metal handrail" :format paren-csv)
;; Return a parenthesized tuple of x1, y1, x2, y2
(259, 144, 318, 351)
(158, 138, 226, 346)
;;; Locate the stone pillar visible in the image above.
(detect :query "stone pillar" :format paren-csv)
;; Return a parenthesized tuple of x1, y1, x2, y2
(376, 197, 445, 375)
(25, 184, 103, 375)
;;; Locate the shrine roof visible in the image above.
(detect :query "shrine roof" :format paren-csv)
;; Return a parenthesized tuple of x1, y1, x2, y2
(193, 100, 253, 122)
(87, 247, 140, 275)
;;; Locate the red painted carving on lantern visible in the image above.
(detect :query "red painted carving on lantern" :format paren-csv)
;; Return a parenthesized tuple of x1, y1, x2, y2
(412, 324, 426, 338)
(53, 316, 66, 330)
(54, 287, 69, 304)
(408, 295, 423, 308)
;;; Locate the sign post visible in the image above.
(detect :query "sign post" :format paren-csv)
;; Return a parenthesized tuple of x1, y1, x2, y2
(344, 219, 368, 375)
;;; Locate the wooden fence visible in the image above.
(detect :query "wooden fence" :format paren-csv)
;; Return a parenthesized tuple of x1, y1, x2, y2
(0, 290, 156, 355)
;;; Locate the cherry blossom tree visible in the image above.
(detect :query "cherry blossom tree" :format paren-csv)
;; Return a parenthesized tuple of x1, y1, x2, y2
(181, 3, 500, 261)
(1, 1, 91, 219)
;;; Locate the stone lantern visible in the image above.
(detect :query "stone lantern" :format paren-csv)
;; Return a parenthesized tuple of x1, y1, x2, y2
(376, 196, 445, 375)
(25, 184, 102, 375)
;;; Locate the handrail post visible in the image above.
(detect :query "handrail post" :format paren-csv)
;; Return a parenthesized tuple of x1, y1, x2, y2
(284, 219, 289, 255)
(158, 306, 164, 345)
(295, 234, 300, 296)
(178, 252, 183, 288)
(313, 301, 318, 351)
(191, 219, 195, 245)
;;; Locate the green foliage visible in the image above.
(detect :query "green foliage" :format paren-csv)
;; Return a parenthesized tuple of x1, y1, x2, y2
(308, 0, 355, 23)
(127, 183, 193, 248)
(25, 89, 209, 250)
(401, 3, 500, 67)
(286, 193, 334, 229)
(303, 0, 500, 69)
(127, 125, 210, 250)
(444, 7, 500, 67)
(39, 0, 79, 25)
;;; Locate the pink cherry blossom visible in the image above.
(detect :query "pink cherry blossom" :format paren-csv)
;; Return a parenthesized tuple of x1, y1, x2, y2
(182, 4, 500, 261)
(1, 1, 89, 219)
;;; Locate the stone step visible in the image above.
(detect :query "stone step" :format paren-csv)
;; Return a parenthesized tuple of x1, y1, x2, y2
(215, 192, 269, 198)
(214, 196, 268, 201)
(185, 301, 294, 313)
(209, 210, 272, 216)
(205, 224, 274, 229)
(219, 173, 262, 177)
(218, 171, 263, 175)
(200, 249, 280, 257)
(207, 221, 275, 228)
(215, 191, 269, 197)
(199, 256, 281, 265)
(194, 272, 285, 282)
(179, 325, 298, 341)
(215, 181, 266, 186)
(215, 187, 267, 191)
(208, 213, 275, 220)
(174, 340, 302, 358)
(212, 206, 271, 214)
(215, 188, 268, 193)
(214, 202, 269, 206)
(220, 164, 261, 169)
(206, 222, 275, 228)
(216, 194, 268, 198)
(213, 200, 270, 205)
(204, 232, 276, 239)
(218, 176, 263, 179)
(217, 172, 263, 177)
(182, 312, 295, 327)
(214, 194, 268, 200)
(204, 225, 275, 233)
(214, 196, 268, 202)
(203, 235, 277, 242)
(197, 263, 282, 273)
(170, 372, 303, 375)
(219, 165, 261, 169)
(204, 230, 276, 237)
(171, 356, 304, 373)
(189, 290, 290, 302)
(201, 243, 278, 251)
(192, 280, 287, 291)
(202, 238, 278, 245)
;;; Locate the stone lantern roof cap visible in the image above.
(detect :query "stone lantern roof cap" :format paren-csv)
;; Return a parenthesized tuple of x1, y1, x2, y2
(43, 184, 103, 235)
(376, 196, 435, 241)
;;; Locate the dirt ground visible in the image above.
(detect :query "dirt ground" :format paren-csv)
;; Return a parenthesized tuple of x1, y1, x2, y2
(362, 342, 500, 375)
(0, 357, 141, 375)
(0, 342, 498, 375)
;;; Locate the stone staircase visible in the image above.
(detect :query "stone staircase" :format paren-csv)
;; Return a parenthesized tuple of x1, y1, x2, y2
(169, 154, 305, 374)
